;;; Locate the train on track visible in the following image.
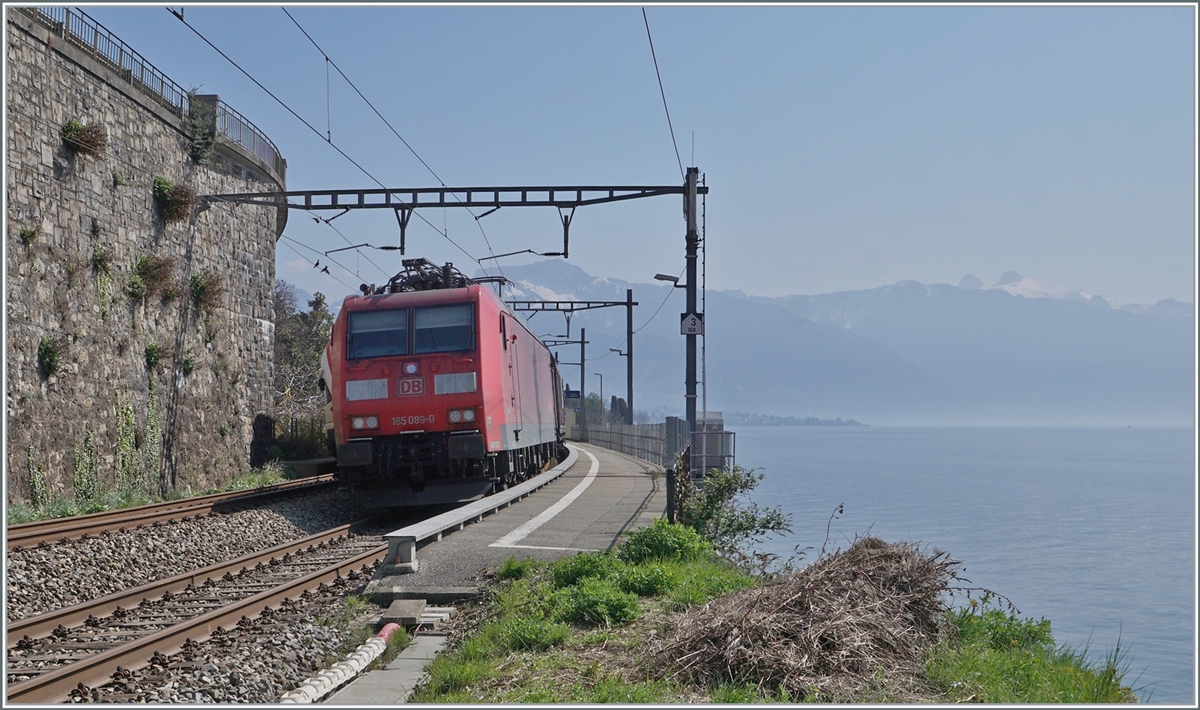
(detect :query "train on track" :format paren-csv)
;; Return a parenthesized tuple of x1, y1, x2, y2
(320, 258, 568, 507)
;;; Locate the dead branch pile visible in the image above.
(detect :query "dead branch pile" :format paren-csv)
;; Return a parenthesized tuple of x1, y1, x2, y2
(648, 537, 963, 701)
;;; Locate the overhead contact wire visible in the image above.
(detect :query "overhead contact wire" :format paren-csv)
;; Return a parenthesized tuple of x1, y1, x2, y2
(169, 8, 478, 268)
(642, 8, 684, 180)
(280, 8, 503, 279)
(279, 238, 355, 289)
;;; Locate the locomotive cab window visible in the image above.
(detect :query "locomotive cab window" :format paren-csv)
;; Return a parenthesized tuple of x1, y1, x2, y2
(414, 304, 475, 354)
(347, 309, 409, 359)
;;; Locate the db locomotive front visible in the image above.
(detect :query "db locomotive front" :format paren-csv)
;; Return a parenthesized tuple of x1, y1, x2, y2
(321, 259, 566, 507)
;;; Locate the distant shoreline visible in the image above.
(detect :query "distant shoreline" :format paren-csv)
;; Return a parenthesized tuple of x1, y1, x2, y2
(726, 413, 865, 427)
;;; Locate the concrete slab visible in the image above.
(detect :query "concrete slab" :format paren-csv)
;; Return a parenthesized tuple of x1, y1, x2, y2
(380, 599, 425, 626)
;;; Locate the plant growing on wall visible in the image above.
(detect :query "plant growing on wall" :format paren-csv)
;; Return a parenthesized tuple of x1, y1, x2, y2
(145, 342, 161, 370)
(133, 254, 176, 299)
(182, 349, 197, 376)
(17, 225, 41, 247)
(152, 176, 197, 223)
(73, 427, 99, 504)
(186, 90, 217, 165)
(115, 389, 139, 492)
(111, 169, 129, 188)
(61, 118, 108, 160)
(190, 271, 224, 313)
(125, 273, 147, 300)
(37, 337, 60, 379)
(27, 446, 48, 509)
(144, 381, 163, 495)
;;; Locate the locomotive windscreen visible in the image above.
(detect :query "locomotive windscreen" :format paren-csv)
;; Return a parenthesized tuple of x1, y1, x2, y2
(414, 305, 475, 353)
(348, 310, 409, 359)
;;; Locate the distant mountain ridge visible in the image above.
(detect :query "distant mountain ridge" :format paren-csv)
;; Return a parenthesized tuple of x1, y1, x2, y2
(480, 261, 1194, 426)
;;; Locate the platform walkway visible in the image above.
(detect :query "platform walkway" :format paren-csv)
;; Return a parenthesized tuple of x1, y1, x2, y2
(325, 442, 664, 704)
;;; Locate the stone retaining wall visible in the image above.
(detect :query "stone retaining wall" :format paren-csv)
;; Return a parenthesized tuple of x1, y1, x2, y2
(5, 14, 284, 501)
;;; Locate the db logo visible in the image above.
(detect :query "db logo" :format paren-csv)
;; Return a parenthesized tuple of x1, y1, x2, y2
(397, 377, 424, 396)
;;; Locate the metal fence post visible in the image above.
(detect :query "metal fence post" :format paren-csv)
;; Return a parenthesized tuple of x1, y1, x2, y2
(665, 465, 676, 524)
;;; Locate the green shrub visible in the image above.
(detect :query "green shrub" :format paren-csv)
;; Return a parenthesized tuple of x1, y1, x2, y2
(37, 337, 60, 378)
(18, 225, 40, 247)
(550, 552, 622, 589)
(496, 556, 541, 581)
(953, 597, 1054, 652)
(91, 244, 112, 274)
(674, 463, 793, 558)
(111, 169, 129, 188)
(144, 342, 161, 370)
(186, 90, 217, 165)
(182, 350, 196, 376)
(555, 577, 640, 626)
(125, 273, 147, 299)
(617, 517, 712, 564)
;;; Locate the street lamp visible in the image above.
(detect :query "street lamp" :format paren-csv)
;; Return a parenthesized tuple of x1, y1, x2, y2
(654, 273, 684, 288)
(595, 372, 603, 424)
(610, 348, 632, 424)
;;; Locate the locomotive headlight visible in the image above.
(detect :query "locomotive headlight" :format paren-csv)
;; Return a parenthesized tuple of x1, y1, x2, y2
(351, 416, 380, 430)
(403, 361, 420, 375)
(448, 410, 462, 423)
(462, 409, 476, 422)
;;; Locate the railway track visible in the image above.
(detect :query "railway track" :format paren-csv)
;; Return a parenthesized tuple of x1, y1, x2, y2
(6, 519, 388, 704)
(6, 474, 337, 551)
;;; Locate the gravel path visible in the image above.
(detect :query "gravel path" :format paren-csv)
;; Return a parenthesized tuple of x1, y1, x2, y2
(6, 489, 368, 622)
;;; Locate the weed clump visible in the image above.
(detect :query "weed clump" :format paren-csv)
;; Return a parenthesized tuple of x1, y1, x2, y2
(61, 118, 108, 159)
(145, 342, 161, 370)
(17, 225, 41, 247)
(618, 517, 711, 564)
(37, 337, 60, 378)
(153, 176, 196, 223)
(133, 254, 175, 299)
(555, 577, 640, 627)
(551, 552, 622, 589)
(189, 271, 223, 312)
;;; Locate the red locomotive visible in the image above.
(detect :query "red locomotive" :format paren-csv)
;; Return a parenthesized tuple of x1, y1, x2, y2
(320, 259, 567, 507)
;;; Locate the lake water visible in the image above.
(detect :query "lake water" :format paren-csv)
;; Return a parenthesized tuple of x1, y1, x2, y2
(734, 426, 1195, 704)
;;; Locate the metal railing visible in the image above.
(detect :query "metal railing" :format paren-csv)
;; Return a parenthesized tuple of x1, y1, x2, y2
(588, 422, 670, 467)
(19, 7, 283, 181)
(217, 101, 286, 181)
(588, 420, 736, 476)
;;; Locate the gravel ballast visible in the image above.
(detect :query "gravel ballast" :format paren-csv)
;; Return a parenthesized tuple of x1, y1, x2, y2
(6, 489, 368, 621)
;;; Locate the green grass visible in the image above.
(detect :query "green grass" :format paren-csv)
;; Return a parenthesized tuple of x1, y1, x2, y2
(410, 531, 1137, 704)
(6, 462, 291, 526)
(925, 597, 1137, 703)
(409, 529, 759, 703)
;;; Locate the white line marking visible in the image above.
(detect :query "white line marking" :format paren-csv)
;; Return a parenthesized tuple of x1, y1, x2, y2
(490, 449, 600, 549)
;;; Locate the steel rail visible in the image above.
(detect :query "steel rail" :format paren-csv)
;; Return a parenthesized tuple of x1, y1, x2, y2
(6, 542, 386, 704)
(6, 519, 373, 646)
(6, 475, 336, 551)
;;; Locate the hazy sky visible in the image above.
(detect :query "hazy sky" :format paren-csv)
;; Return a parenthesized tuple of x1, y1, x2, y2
(76, 4, 1195, 306)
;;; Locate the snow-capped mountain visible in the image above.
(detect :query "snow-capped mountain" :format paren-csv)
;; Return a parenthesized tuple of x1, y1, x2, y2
(477, 261, 1194, 426)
